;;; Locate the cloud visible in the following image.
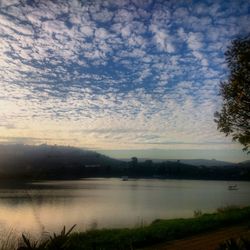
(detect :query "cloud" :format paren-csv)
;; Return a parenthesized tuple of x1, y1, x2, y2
(149, 24, 175, 53)
(0, 0, 249, 152)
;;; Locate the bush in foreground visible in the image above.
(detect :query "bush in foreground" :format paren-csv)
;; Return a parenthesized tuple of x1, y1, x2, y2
(217, 237, 250, 250)
(17, 225, 75, 250)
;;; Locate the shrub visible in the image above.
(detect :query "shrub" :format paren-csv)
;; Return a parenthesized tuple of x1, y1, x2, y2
(217, 237, 250, 250)
(17, 225, 76, 250)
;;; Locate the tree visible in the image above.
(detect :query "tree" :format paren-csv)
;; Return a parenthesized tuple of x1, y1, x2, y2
(131, 157, 138, 167)
(214, 35, 250, 152)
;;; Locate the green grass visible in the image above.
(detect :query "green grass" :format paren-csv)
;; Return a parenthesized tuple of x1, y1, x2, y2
(3, 206, 250, 250)
(66, 206, 250, 250)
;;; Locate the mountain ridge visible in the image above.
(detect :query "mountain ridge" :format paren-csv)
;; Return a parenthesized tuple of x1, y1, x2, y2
(0, 144, 249, 180)
(119, 158, 239, 167)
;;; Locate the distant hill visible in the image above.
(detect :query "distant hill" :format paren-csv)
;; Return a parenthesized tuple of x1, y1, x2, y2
(169, 159, 237, 167)
(238, 160, 250, 168)
(0, 144, 122, 179)
(0, 144, 249, 180)
(120, 158, 238, 167)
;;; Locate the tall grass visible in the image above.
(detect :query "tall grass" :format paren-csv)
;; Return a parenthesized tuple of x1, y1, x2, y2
(17, 225, 76, 250)
(0, 229, 18, 250)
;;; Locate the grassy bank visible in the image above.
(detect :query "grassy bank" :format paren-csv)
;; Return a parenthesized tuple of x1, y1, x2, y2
(5, 206, 250, 250)
(67, 206, 250, 249)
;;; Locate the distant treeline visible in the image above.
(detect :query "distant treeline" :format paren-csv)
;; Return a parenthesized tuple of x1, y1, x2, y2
(0, 144, 249, 180)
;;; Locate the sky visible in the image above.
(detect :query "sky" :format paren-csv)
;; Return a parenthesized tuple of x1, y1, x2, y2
(0, 0, 250, 162)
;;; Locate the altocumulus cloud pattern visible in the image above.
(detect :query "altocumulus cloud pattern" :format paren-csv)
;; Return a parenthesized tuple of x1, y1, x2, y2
(0, 0, 249, 150)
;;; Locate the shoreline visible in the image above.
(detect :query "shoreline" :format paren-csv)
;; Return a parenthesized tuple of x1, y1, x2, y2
(11, 206, 250, 250)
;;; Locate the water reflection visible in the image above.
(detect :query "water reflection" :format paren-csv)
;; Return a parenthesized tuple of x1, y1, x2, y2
(0, 178, 250, 236)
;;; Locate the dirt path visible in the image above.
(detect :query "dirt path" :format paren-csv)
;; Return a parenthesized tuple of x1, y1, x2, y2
(143, 224, 250, 250)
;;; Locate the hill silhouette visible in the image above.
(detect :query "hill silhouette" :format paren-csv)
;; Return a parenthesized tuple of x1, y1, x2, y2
(0, 144, 123, 179)
(0, 144, 249, 180)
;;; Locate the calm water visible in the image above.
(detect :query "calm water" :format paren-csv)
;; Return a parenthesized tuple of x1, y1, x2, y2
(0, 178, 250, 236)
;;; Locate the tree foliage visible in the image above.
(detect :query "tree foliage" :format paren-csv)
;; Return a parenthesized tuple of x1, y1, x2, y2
(214, 35, 250, 152)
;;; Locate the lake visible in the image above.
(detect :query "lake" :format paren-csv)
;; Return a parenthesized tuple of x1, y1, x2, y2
(0, 178, 250, 236)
